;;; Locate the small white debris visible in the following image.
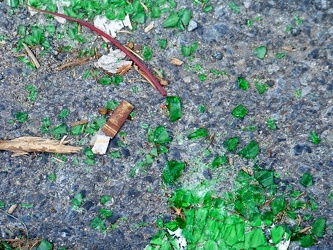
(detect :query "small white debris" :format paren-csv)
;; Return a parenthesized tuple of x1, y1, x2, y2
(95, 49, 132, 74)
(144, 22, 154, 33)
(167, 228, 187, 250)
(94, 14, 132, 39)
(243, 0, 252, 8)
(187, 20, 198, 32)
(92, 134, 110, 155)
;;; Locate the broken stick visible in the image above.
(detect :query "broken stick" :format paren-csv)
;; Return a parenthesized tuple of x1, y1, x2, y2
(0, 137, 82, 157)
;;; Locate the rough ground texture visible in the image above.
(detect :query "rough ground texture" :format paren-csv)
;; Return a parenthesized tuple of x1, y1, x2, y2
(0, 1, 332, 249)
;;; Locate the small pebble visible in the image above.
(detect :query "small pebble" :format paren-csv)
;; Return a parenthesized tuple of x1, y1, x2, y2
(0, 73, 3, 80)
(309, 48, 320, 59)
(212, 51, 223, 60)
(291, 27, 301, 36)
(266, 80, 275, 87)
(187, 20, 198, 32)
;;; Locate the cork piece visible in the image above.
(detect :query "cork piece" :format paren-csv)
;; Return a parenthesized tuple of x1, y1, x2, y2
(102, 100, 134, 138)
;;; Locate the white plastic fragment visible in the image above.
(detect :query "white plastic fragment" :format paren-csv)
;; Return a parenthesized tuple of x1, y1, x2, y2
(167, 228, 187, 250)
(95, 49, 132, 74)
(92, 134, 110, 155)
(94, 14, 132, 39)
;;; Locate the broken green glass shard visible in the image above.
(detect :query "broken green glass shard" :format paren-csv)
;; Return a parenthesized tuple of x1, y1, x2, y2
(162, 160, 185, 185)
(300, 172, 313, 188)
(244, 228, 268, 248)
(232, 104, 247, 118)
(271, 196, 286, 215)
(37, 239, 53, 250)
(238, 77, 248, 90)
(211, 155, 228, 169)
(312, 218, 326, 238)
(254, 170, 274, 188)
(309, 131, 320, 144)
(90, 217, 106, 231)
(84, 147, 95, 159)
(100, 195, 110, 205)
(266, 118, 277, 130)
(188, 127, 208, 139)
(256, 82, 268, 94)
(162, 12, 179, 28)
(106, 100, 120, 110)
(253, 46, 267, 60)
(300, 234, 314, 247)
(15, 111, 28, 123)
(223, 137, 239, 152)
(166, 96, 182, 122)
(70, 125, 83, 135)
(238, 141, 260, 159)
(72, 192, 83, 207)
(50, 123, 67, 139)
(99, 208, 112, 218)
(59, 109, 70, 119)
(153, 125, 171, 144)
(270, 225, 285, 244)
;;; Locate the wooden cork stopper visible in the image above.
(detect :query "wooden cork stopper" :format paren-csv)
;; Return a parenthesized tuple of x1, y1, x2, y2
(102, 100, 134, 138)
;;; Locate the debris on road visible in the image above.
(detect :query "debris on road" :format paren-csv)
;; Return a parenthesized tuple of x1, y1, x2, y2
(0, 137, 82, 157)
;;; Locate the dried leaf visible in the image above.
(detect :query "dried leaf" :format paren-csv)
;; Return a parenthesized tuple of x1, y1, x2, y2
(116, 63, 132, 76)
(7, 204, 18, 214)
(170, 57, 184, 66)
(144, 22, 154, 33)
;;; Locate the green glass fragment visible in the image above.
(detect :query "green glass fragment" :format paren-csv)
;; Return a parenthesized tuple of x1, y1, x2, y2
(99, 208, 112, 218)
(15, 111, 28, 123)
(153, 125, 171, 144)
(100, 195, 110, 205)
(48, 173, 56, 181)
(238, 77, 248, 90)
(106, 100, 120, 110)
(143, 45, 153, 61)
(253, 46, 267, 60)
(232, 104, 247, 118)
(72, 192, 83, 207)
(166, 96, 181, 122)
(211, 155, 228, 169)
(84, 147, 95, 159)
(158, 38, 167, 49)
(90, 217, 106, 231)
(0, 201, 5, 208)
(162, 160, 185, 185)
(254, 170, 274, 188)
(309, 131, 320, 144)
(238, 141, 260, 159)
(50, 123, 67, 139)
(187, 127, 208, 139)
(312, 218, 326, 238)
(37, 239, 53, 250)
(244, 228, 268, 248)
(256, 82, 268, 94)
(70, 125, 83, 135)
(300, 234, 314, 247)
(197, 105, 206, 113)
(276, 52, 286, 59)
(266, 118, 277, 130)
(223, 137, 239, 152)
(271, 225, 285, 244)
(162, 12, 179, 28)
(271, 196, 286, 215)
(229, 2, 240, 13)
(198, 74, 207, 81)
(300, 172, 313, 188)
